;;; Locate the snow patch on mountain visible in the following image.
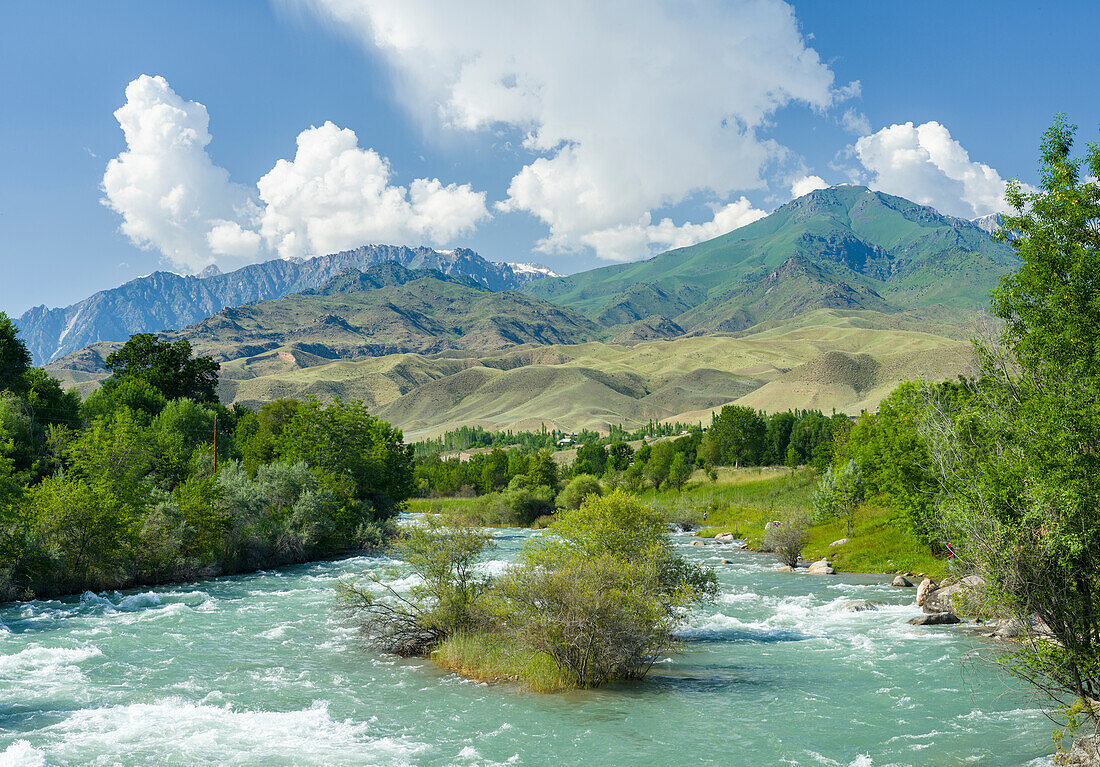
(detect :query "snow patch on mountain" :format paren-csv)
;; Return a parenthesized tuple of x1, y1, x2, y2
(506, 262, 564, 278)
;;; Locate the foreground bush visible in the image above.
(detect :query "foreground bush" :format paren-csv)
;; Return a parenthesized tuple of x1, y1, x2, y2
(492, 490, 717, 686)
(342, 491, 717, 689)
(336, 513, 493, 656)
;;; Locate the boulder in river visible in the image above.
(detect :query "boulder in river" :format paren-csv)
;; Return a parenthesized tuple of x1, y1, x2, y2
(992, 618, 1025, 639)
(719, 559, 733, 564)
(892, 575, 914, 587)
(807, 558, 836, 575)
(923, 575, 986, 615)
(691, 540, 706, 546)
(714, 532, 736, 542)
(916, 577, 937, 606)
(908, 612, 960, 626)
(1066, 732, 1100, 766)
(843, 600, 881, 612)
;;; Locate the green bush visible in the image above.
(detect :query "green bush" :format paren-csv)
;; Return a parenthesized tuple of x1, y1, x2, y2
(556, 474, 602, 510)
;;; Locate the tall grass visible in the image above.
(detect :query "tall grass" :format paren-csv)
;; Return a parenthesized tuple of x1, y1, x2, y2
(432, 632, 578, 692)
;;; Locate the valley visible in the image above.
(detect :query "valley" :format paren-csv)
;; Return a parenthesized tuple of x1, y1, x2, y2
(40, 186, 999, 437)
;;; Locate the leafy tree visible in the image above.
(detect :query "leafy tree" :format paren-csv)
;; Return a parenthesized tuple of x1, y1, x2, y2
(784, 445, 801, 468)
(0, 312, 31, 392)
(573, 441, 608, 476)
(0, 425, 23, 508)
(28, 474, 140, 592)
(151, 399, 216, 486)
(788, 411, 834, 465)
(763, 411, 797, 465)
(233, 398, 300, 472)
(525, 450, 559, 490)
(835, 381, 964, 544)
(0, 392, 36, 472)
(276, 399, 413, 516)
(479, 448, 509, 493)
(82, 375, 168, 421)
(704, 405, 765, 466)
(667, 452, 692, 490)
(607, 440, 633, 471)
(19, 368, 80, 427)
(644, 441, 676, 487)
(556, 473, 602, 510)
(922, 117, 1100, 738)
(813, 460, 863, 535)
(105, 334, 220, 404)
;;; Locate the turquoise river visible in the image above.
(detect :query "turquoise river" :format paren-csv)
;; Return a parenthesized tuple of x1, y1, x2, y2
(1, 526, 1057, 766)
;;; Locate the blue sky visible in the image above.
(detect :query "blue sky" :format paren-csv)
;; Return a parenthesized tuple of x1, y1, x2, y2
(2, 0, 1098, 316)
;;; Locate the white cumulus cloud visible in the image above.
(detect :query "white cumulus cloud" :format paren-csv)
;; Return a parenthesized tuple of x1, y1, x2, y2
(578, 198, 768, 262)
(790, 175, 829, 199)
(103, 77, 489, 271)
(853, 121, 1013, 219)
(101, 75, 261, 272)
(257, 121, 488, 259)
(293, 0, 850, 261)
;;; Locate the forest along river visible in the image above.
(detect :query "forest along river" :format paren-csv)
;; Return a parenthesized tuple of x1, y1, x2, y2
(1, 526, 1056, 767)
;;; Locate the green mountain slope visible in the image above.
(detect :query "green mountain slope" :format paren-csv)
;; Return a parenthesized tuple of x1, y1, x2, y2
(50, 264, 601, 371)
(523, 185, 1016, 328)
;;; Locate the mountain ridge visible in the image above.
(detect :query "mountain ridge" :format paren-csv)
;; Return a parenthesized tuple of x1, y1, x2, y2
(15, 245, 554, 365)
(521, 185, 1017, 328)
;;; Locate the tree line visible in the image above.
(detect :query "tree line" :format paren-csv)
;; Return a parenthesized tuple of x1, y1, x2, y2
(412, 420, 702, 458)
(412, 406, 847, 526)
(0, 329, 413, 601)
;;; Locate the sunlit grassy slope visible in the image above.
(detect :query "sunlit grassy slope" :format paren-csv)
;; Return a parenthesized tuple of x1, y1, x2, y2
(48, 308, 975, 437)
(169, 309, 972, 438)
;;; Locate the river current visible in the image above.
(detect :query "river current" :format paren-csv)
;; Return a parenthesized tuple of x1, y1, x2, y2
(1, 527, 1055, 766)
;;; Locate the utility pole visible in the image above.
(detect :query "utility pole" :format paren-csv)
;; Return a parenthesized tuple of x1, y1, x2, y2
(213, 412, 218, 476)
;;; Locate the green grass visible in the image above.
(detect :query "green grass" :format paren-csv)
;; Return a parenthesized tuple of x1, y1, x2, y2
(646, 466, 946, 579)
(432, 632, 578, 692)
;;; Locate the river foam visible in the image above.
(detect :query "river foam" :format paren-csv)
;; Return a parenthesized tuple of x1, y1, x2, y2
(13, 699, 425, 767)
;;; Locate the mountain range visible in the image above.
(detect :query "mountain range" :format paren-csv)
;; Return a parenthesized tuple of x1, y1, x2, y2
(16, 245, 553, 365)
(35, 185, 1017, 437)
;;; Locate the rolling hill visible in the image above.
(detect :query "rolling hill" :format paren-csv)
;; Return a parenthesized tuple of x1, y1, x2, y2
(47, 308, 978, 439)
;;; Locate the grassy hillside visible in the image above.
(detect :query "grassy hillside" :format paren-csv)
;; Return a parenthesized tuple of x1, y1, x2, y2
(47, 308, 972, 438)
(523, 185, 1015, 329)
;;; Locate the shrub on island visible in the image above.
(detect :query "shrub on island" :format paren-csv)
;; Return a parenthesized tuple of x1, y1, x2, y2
(337, 490, 717, 689)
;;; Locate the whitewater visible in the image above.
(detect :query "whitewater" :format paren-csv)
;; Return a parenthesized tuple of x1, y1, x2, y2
(0, 528, 1055, 766)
